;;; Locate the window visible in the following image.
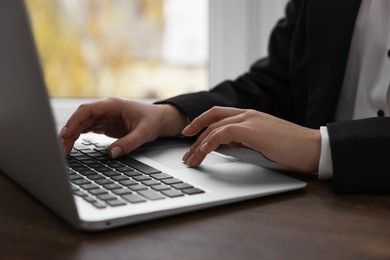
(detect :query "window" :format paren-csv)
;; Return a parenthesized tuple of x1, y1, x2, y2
(26, 0, 286, 126)
(209, 0, 288, 86)
(26, 0, 209, 99)
(27, 0, 286, 101)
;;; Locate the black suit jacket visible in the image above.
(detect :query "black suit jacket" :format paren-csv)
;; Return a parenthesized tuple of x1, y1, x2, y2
(160, 0, 390, 193)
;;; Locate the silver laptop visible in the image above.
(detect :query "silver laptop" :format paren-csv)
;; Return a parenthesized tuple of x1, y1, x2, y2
(0, 0, 306, 231)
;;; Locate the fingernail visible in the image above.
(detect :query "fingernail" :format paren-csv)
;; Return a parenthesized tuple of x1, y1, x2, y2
(182, 150, 190, 161)
(186, 154, 194, 166)
(111, 146, 122, 158)
(182, 124, 191, 135)
(60, 127, 67, 137)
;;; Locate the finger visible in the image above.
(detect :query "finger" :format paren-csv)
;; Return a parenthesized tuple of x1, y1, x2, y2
(60, 99, 122, 155)
(108, 123, 153, 158)
(182, 112, 246, 162)
(182, 126, 212, 161)
(187, 125, 243, 167)
(182, 106, 245, 136)
(61, 138, 76, 156)
(184, 132, 216, 167)
(62, 101, 114, 136)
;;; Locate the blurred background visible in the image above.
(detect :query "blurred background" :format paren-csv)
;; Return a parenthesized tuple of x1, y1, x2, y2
(26, 0, 209, 99)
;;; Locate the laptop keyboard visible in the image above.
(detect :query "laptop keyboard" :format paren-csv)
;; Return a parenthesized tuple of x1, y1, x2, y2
(67, 139, 205, 209)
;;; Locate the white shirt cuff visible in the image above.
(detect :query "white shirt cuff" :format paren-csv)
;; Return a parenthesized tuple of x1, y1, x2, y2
(318, 126, 333, 180)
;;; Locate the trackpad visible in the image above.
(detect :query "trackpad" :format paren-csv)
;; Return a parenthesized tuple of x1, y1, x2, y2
(132, 145, 234, 170)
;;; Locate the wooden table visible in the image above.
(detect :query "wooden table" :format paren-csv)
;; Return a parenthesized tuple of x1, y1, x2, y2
(0, 170, 389, 260)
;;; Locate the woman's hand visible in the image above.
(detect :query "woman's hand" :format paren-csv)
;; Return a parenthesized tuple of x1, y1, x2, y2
(181, 106, 321, 173)
(60, 97, 188, 158)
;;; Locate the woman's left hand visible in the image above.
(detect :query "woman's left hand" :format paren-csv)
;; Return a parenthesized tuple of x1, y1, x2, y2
(181, 106, 321, 173)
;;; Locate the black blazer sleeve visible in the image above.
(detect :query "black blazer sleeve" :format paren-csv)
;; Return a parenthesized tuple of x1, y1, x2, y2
(327, 118, 390, 193)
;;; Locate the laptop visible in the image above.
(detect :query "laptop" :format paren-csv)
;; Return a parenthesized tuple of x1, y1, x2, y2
(0, 0, 306, 231)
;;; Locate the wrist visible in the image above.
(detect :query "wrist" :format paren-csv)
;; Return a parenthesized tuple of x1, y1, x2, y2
(306, 129, 321, 173)
(158, 104, 189, 137)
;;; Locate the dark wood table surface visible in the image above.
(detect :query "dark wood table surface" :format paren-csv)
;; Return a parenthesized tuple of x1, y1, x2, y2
(0, 169, 389, 260)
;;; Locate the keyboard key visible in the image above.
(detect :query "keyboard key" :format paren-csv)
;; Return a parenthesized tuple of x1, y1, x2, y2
(69, 174, 83, 180)
(151, 184, 171, 191)
(161, 189, 184, 198)
(150, 173, 172, 180)
(161, 178, 183, 185)
(122, 171, 141, 177)
(115, 166, 134, 172)
(119, 179, 138, 186)
(73, 190, 87, 197)
(182, 188, 205, 195)
(172, 183, 193, 190)
(106, 199, 127, 207)
(92, 202, 106, 209)
(70, 151, 83, 157)
(111, 175, 129, 181)
(85, 163, 104, 168)
(112, 188, 132, 195)
(72, 166, 90, 172)
(118, 157, 161, 174)
(103, 183, 123, 190)
(83, 196, 97, 203)
(86, 174, 105, 181)
(79, 159, 96, 165)
(93, 155, 108, 161)
(71, 179, 91, 185)
(85, 152, 103, 157)
(97, 194, 117, 201)
(71, 152, 88, 158)
(142, 179, 160, 186)
(67, 161, 82, 167)
(129, 184, 148, 191)
(94, 167, 113, 173)
(95, 179, 114, 185)
(122, 194, 146, 204)
(102, 171, 121, 177)
(100, 159, 117, 165)
(105, 162, 124, 168)
(78, 170, 97, 176)
(73, 156, 91, 161)
(81, 183, 99, 190)
(89, 188, 108, 195)
(138, 189, 165, 200)
(133, 175, 151, 181)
